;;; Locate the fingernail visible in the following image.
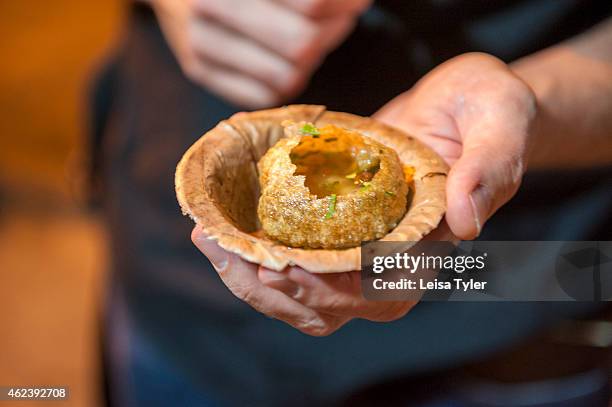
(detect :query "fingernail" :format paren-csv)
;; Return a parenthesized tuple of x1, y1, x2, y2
(196, 237, 228, 272)
(469, 185, 491, 237)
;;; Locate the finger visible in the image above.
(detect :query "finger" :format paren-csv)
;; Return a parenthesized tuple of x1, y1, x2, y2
(192, 228, 347, 335)
(189, 20, 305, 96)
(279, 267, 415, 321)
(374, 92, 463, 164)
(276, 0, 372, 18)
(258, 267, 363, 316)
(183, 57, 279, 108)
(193, 0, 352, 64)
(256, 267, 301, 297)
(317, 15, 357, 54)
(420, 219, 459, 244)
(258, 267, 414, 320)
(446, 104, 532, 240)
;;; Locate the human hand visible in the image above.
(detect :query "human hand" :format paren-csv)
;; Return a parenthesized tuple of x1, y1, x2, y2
(192, 221, 454, 336)
(376, 52, 537, 239)
(149, 0, 371, 108)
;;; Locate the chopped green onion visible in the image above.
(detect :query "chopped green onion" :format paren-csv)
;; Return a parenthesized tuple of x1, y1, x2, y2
(325, 194, 337, 219)
(385, 191, 396, 197)
(300, 123, 320, 136)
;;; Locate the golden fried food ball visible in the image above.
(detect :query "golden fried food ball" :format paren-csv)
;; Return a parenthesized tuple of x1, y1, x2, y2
(257, 122, 409, 249)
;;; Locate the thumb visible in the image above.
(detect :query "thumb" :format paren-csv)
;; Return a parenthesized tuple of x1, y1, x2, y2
(191, 226, 229, 271)
(446, 123, 528, 240)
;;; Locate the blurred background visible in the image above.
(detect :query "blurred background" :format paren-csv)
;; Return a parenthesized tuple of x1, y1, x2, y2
(0, 1, 123, 405)
(1, 2, 611, 406)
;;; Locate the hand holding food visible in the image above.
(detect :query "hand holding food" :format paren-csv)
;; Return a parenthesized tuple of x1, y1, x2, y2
(175, 51, 537, 335)
(148, 0, 371, 108)
(176, 105, 448, 335)
(190, 219, 453, 336)
(376, 52, 537, 240)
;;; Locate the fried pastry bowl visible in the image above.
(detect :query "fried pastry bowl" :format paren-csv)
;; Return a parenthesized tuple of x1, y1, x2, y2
(175, 105, 448, 273)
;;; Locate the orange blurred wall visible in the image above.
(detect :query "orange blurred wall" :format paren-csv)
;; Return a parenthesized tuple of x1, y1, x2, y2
(0, 0, 124, 202)
(0, 2, 124, 406)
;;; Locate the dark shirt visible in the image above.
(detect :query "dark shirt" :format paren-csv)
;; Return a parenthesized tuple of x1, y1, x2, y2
(94, 1, 612, 406)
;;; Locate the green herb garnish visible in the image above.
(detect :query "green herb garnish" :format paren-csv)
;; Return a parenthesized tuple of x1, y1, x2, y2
(385, 191, 396, 197)
(359, 182, 372, 193)
(325, 194, 337, 219)
(300, 123, 320, 136)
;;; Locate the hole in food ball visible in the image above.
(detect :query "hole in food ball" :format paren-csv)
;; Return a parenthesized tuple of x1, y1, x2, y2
(289, 125, 381, 197)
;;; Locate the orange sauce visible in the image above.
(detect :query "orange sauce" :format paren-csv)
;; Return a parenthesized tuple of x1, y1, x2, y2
(403, 165, 415, 183)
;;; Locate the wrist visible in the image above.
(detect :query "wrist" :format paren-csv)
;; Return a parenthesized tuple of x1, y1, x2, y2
(510, 33, 612, 169)
(510, 53, 558, 169)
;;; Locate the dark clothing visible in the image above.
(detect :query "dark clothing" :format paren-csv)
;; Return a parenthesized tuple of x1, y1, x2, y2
(94, 1, 612, 406)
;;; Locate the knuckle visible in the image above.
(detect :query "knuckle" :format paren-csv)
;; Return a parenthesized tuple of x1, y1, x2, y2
(320, 294, 350, 313)
(312, 326, 335, 337)
(509, 154, 525, 182)
(301, 324, 334, 337)
(181, 58, 206, 84)
(287, 23, 320, 62)
(180, 60, 198, 81)
(185, 27, 200, 54)
(189, 0, 216, 15)
(240, 96, 277, 111)
(301, 0, 326, 16)
(259, 63, 292, 90)
(296, 317, 333, 337)
(502, 155, 524, 198)
(266, 89, 284, 105)
(251, 90, 282, 109)
(230, 282, 257, 304)
(277, 68, 308, 95)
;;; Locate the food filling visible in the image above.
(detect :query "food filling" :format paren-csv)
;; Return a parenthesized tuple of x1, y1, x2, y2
(290, 124, 381, 197)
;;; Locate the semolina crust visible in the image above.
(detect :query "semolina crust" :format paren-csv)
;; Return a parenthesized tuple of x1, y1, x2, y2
(257, 132, 408, 249)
